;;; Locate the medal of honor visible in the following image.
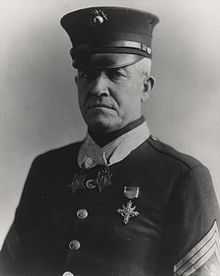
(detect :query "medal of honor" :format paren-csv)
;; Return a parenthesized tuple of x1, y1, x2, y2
(117, 186, 140, 224)
(117, 200, 139, 224)
(69, 165, 112, 193)
(69, 172, 87, 193)
(95, 165, 112, 192)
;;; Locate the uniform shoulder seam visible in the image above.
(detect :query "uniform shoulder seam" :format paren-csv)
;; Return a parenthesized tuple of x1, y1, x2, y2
(147, 138, 200, 170)
(34, 141, 83, 161)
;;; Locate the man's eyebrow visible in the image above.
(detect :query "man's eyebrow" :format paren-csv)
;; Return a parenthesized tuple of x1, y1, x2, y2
(109, 67, 129, 73)
(117, 66, 131, 76)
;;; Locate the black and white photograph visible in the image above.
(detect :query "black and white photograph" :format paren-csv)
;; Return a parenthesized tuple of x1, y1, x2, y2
(1, 1, 220, 275)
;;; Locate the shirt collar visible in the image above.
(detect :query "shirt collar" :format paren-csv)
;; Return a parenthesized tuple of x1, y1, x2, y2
(77, 121, 150, 169)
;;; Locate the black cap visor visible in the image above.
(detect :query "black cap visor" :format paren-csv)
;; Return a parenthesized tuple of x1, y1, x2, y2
(72, 52, 145, 69)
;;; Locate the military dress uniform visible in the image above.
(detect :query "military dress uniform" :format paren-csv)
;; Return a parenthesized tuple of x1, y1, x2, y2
(1, 120, 220, 276)
(1, 6, 220, 276)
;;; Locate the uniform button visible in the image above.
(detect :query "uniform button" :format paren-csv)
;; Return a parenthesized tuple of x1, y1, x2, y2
(146, 47, 152, 55)
(62, 272, 74, 276)
(69, 240, 81, 250)
(77, 209, 88, 219)
(84, 157, 94, 169)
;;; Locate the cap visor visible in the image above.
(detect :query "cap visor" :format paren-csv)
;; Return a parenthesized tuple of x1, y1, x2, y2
(76, 53, 144, 69)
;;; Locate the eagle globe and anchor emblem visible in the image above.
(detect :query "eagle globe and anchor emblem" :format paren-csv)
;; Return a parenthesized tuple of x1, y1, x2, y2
(90, 9, 109, 25)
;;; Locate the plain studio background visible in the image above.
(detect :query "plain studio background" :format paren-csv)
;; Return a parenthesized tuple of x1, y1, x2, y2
(1, 0, 220, 248)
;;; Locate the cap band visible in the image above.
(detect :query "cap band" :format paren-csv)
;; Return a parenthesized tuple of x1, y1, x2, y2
(74, 40, 151, 55)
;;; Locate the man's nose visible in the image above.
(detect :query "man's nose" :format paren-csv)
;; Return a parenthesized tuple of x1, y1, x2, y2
(90, 72, 110, 96)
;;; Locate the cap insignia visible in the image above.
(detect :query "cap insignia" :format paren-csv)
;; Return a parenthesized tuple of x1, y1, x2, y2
(91, 9, 108, 25)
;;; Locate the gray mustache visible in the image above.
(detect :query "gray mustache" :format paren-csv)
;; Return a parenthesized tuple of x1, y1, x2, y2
(86, 97, 116, 110)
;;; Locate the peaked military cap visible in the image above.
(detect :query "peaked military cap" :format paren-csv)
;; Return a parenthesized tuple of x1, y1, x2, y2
(61, 6, 159, 68)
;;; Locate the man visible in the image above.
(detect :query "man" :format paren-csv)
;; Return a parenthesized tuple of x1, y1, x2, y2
(1, 6, 220, 276)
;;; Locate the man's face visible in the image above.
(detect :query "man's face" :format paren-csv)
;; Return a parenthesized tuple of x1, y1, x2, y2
(75, 56, 151, 133)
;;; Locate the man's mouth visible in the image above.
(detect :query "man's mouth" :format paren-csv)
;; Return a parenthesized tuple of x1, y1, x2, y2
(87, 104, 115, 110)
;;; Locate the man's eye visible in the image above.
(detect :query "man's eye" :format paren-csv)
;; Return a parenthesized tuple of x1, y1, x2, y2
(79, 70, 97, 80)
(107, 69, 127, 80)
(79, 71, 89, 79)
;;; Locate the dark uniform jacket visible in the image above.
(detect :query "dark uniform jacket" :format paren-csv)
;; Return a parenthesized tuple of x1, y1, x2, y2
(1, 136, 220, 276)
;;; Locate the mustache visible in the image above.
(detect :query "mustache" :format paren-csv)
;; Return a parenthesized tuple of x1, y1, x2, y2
(85, 96, 117, 110)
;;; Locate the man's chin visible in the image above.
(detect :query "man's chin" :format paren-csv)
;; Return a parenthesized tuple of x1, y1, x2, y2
(85, 115, 121, 133)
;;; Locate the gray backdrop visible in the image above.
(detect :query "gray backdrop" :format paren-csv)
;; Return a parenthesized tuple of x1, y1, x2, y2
(1, 0, 220, 247)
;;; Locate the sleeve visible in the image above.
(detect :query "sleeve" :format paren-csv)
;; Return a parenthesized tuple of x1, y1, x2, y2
(0, 156, 45, 275)
(173, 165, 220, 276)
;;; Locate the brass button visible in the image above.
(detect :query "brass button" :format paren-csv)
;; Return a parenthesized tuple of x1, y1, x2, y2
(62, 272, 74, 276)
(77, 209, 88, 219)
(69, 240, 80, 250)
(146, 47, 152, 54)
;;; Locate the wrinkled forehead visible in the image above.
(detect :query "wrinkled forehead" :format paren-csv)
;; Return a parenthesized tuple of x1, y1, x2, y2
(74, 53, 145, 70)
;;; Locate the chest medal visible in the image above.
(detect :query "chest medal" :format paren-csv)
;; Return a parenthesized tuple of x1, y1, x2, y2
(117, 186, 140, 224)
(70, 165, 112, 193)
(117, 200, 139, 224)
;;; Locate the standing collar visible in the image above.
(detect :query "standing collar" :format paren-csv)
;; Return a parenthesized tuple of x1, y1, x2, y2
(88, 116, 145, 146)
(77, 120, 150, 168)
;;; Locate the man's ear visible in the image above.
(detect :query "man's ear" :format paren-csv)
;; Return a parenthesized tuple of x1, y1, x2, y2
(142, 76, 155, 102)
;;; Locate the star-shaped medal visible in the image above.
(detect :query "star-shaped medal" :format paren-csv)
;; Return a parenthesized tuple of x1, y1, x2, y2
(117, 200, 139, 224)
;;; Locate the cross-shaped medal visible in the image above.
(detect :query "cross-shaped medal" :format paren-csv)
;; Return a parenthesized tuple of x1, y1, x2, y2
(117, 200, 139, 224)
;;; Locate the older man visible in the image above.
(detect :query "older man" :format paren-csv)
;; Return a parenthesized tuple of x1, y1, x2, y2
(1, 6, 220, 276)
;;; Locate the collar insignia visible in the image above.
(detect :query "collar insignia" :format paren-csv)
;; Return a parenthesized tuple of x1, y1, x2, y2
(117, 200, 139, 224)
